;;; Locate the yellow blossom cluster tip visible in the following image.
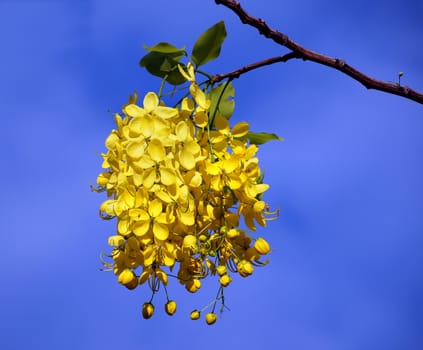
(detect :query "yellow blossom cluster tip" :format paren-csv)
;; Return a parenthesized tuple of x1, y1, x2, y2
(95, 64, 275, 321)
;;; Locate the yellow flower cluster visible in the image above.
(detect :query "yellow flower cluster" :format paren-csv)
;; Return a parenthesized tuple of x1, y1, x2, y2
(95, 63, 274, 323)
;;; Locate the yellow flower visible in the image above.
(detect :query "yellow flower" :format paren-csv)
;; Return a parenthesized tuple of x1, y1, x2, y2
(174, 120, 202, 170)
(124, 92, 178, 120)
(96, 72, 277, 320)
(131, 199, 170, 241)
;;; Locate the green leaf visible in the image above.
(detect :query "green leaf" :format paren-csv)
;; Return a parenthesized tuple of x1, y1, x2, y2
(192, 21, 227, 66)
(241, 132, 284, 145)
(139, 52, 186, 86)
(144, 42, 186, 55)
(208, 81, 235, 120)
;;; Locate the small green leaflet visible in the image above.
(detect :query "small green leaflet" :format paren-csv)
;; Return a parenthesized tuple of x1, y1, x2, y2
(143, 42, 186, 55)
(240, 132, 284, 145)
(140, 54, 187, 86)
(140, 42, 187, 85)
(192, 21, 227, 67)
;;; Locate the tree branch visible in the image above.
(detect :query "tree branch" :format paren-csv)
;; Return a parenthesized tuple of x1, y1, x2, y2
(211, 52, 300, 83)
(214, 0, 423, 105)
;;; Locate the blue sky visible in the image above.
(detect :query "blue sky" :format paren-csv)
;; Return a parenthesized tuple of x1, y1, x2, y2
(1, 0, 423, 349)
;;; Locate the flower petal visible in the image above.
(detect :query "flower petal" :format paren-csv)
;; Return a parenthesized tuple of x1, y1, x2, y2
(143, 92, 159, 112)
(154, 106, 179, 120)
(129, 208, 149, 221)
(148, 139, 165, 162)
(136, 154, 155, 169)
(194, 110, 208, 127)
(127, 141, 146, 160)
(118, 217, 130, 235)
(190, 84, 210, 109)
(177, 208, 195, 226)
(160, 167, 177, 186)
(133, 220, 150, 236)
(175, 121, 190, 141)
(160, 247, 175, 266)
(128, 117, 148, 137)
(232, 121, 249, 138)
(142, 168, 156, 188)
(143, 246, 157, 266)
(124, 104, 145, 118)
(153, 221, 169, 241)
(179, 149, 196, 170)
(149, 199, 163, 218)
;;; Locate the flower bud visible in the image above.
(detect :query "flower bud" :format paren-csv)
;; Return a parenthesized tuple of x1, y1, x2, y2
(182, 235, 197, 251)
(199, 234, 208, 242)
(108, 235, 124, 247)
(97, 173, 110, 186)
(185, 279, 201, 293)
(124, 277, 139, 290)
(237, 260, 254, 277)
(165, 300, 177, 316)
(142, 302, 155, 319)
(254, 237, 271, 255)
(118, 269, 136, 285)
(100, 199, 115, 217)
(190, 310, 200, 320)
(227, 229, 240, 239)
(216, 265, 227, 276)
(105, 131, 119, 150)
(219, 274, 232, 287)
(219, 226, 228, 234)
(253, 200, 266, 212)
(205, 312, 217, 325)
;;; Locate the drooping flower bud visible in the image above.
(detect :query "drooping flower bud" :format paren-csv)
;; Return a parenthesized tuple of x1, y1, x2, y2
(216, 265, 227, 276)
(190, 310, 200, 320)
(165, 300, 177, 316)
(142, 302, 155, 319)
(124, 277, 139, 290)
(185, 278, 201, 293)
(219, 274, 232, 287)
(205, 312, 217, 325)
(118, 269, 136, 285)
(237, 260, 254, 277)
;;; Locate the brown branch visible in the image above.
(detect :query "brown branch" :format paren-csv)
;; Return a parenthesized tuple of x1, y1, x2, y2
(211, 52, 300, 83)
(214, 0, 423, 105)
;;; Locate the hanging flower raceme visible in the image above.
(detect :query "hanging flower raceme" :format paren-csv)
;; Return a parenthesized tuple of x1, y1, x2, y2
(94, 62, 279, 325)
